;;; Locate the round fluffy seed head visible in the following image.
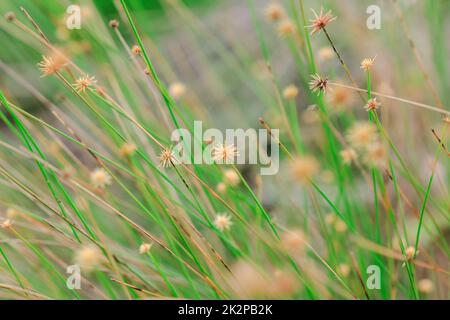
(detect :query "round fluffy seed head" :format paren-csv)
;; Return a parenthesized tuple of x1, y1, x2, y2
(90, 168, 112, 189)
(277, 19, 295, 38)
(340, 148, 357, 164)
(168, 82, 186, 100)
(119, 143, 137, 158)
(338, 264, 351, 277)
(131, 45, 141, 56)
(290, 156, 319, 184)
(307, 7, 336, 35)
(283, 85, 299, 100)
(405, 246, 417, 260)
(217, 182, 227, 194)
(364, 142, 387, 167)
(0, 219, 12, 229)
(364, 98, 381, 112)
(318, 46, 334, 61)
(6, 208, 19, 219)
(223, 169, 240, 186)
(264, 3, 284, 22)
(360, 57, 376, 72)
(139, 243, 152, 254)
(334, 219, 347, 233)
(37, 54, 67, 77)
(5, 12, 15, 22)
(346, 121, 378, 148)
(309, 73, 328, 95)
(74, 75, 96, 93)
(281, 229, 306, 256)
(109, 19, 119, 28)
(75, 245, 102, 272)
(158, 147, 176, 168)
(212, 144, 239, 163)
(214, 213, 232, 232)
(325, 213, 336, 225)
(417, 279, 434, 294)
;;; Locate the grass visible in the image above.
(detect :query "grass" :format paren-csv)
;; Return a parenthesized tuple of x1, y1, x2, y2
(0, 0, 448, 300)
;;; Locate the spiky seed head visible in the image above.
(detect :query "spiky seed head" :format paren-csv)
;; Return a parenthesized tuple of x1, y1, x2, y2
(307, 7, 336, 35)
(214, 213, 232, 232)
(109, 19, 119, 28)
(360, 57, 376, 72)
(212, 144, 239, 163)
(277, 19, 295, 38)
(264, 3, 284, 22)
(90, 168, 112, 189)
(283, 85, 299, 100)
(309, 73, 328, 95)
(364, 98, 381, 112)
(74, 75, 96, 93)
(290, 156, 319, 184)
(37, 54, 67, 77)
(131, 45, 141, 56)
(139, 243, 152, 254)
(158, 147, 176, 168)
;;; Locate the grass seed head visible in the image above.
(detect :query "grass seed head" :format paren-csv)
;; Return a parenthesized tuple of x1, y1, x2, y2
(168, 82, 186, 100)
(74, 75, 96, 93)
(283, 85, 299, 100)
(264, 3, 284, 22)
(277, 19, 295, 38)
(364, 98, 381, 112)
(90, 168, 112, 189)
(290, 156, 319, 184)
(75, 245, 102, 272)
(308, 7, 336, 35)
(214, 213, 232, 232)
(347, 121, 378, 148)
(139, 243, 152, 254)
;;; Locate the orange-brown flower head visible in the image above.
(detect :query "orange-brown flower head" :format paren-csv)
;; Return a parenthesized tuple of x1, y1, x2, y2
(308, 7, 336, 35)
(364, 98, 381, 112)
(264, 3, 284, 22)
(74, 75, 96, 93)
